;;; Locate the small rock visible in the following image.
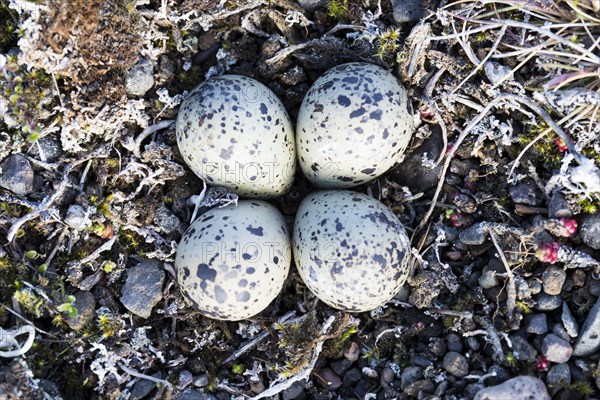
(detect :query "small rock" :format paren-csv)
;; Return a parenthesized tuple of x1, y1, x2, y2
(193, 375, 209, 387)
(250, 379, 265, 394)
(546, 364, 571, 394)
(510, 335, 537, 362)
(0, 154, 34, 195)
(429, 338, 446, 357)
(443, 351, 469, 377)
(29, 135, 62, 163)
(392, 0, 424, 23)
(330, 358, 352, 377)
(548, 192, 572, 218)
(479, 270, 500, 289)
(573, 296, 600, 356)
(459, 223, 487, 245)
(579, 214, 600, 249)
(342, 368, 361, 388)
(380, 367, 395, 386)
(316, 368, 341, 390)
(524, 313, 548, 335)
(178, 370, 193, 390)
(542, 266, 566, 295)
(509, 181, 543, 205)
(130, 372, 162, 399)
(474, 376, 550, 400)
(467, 336, 480, 351)
(589, 276, 600, 297)
(296, 0, 326, 11)
(404, 379, 435, 397)
(410, 355, 434, 368)
(175, 390, 217, 400)
(153, 204, 181, 234)
(465, 383, 485, 399)
(65, 205, 91, 231)
(65, 291, 95, 331)
(561, 302, 579, 338)
(126, 59, 155, 97)
(484, 61, 513, 86)
(534, 293, 562, 311)
(514, 275, 531, 299)
(553, 322, 571, 342)
(528, 278, 542, 295)
(120, 259, 165, 318)
(400, 366, 423, 389)
(446, 333, 463, 353)
(282, 380, 305, 400)
(541, 334, 573, 364)
(344, 341, 360, 362)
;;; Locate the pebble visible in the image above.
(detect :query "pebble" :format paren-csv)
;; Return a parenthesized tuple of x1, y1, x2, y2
(510, 335, 537, 362)
(573, 296, 600, 356)
(541, 333, 573, 363)
(316, 368, 342, 390)
(400, 366, 423, 389)
(342, 368, 361, 388)
(391, 129, 443, 194)
(282, 380, 305, 400)
(534, 293, 562, 311)
(474, 376, 550, 400)
(484, 61, 513, 86)
(528, 278, 542, 295)
(65, 205, 91, 231)
(0, 154, 34, 195)
(344, 341, 360, 362)
(153, 204, 181, 234)
(392, 0, 423, 23)
(465, 383, 485, 398)
(479, 269, 500, 289)
(177, 370, 193, 390)
(296, 0, 326, 11)
(175, 390, 217, 400)
(443, 351, 469, 377)
(126, 58, 155, 97)
(561, 302, 579, 338)
(404, 379, 434, 397)
(546, 364, 571, 394)
(120, 259, 165, 318)
(65, 291, 95, 331)
(410, 355, 434, 368)
(250, 380, 265, 394)
(29, 135, 63, 163)
(193, 375, 209, 387)
(509, 181, 543, 205)
(459, 222, 487, 245)
(467, 336, 480, 351)
(552, 323, 571, 342)
(514, 275, 531, 299)
(446, 333, 463, 353)
(380, 367, 395, 386)
(589, 276, 600, 297)
(579, 214, 600, 249)
(330, 358, 352, 377)
(548, 191, 572, 218)
(429, 338, 447, 357)
(524, 313, 548, 335)
(130, 372, 162, 399)
(542, 266, 566, 295)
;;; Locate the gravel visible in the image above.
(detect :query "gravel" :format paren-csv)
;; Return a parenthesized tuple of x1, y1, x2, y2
(126, 58, 155, 97)
(579, 214, 600, 249)
(561, 302, 579, 338)
(442, 351, 469, 377)
(0, 154, 34, 195)
(524, 313, 548, 334)
(542, 265, 566, 295)
(534, 293, 563, 311)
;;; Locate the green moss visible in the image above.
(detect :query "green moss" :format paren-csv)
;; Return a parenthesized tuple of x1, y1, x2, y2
(328, 0, 349, 20)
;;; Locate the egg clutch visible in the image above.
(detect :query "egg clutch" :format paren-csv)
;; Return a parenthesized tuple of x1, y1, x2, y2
(175, 62, 416, 321)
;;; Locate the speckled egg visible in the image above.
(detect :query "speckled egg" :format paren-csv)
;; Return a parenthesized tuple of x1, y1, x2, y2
(296, 63, 414, 188)
(292, 190, 411, 312)
(176, 75, 296, 198)
(176, 200, 291, 320)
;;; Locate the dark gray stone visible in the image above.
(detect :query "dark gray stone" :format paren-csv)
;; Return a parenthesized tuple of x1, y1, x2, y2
(589, 276, 600, 297)
(443, 351, 469, 377)
(392, 0, 424, 23)
(514, 275, 531, 299)
(546, 364, 571, 394)
(465, 383, 485, 399)
(446, 333, 463, 353)
(534, 293, 562, 311)
(509, 181, 544, 205)
(573, 296, 600, 356)
(524, 313, 548, 335)
(342, 368, 361, 388)
(380, 367, 395, 385)
(400, 366, 423, 389)
(561, 302, 579, 338)
(390, 128, 443, 193)
(175, 389, 216, 400)
(548, 192, 572, 218)
(296, 0, 326, 12)
(404, 379, 434, 397)
(459, 223, 487, 245)
(29, 135, 63, 163)
(0, 154, 34, 195)
(283, 380, 305, 399)
(153, 204, 181, 234)
(131, 372, 162, 399)
(580, 214, 600, 249)
(474, 376, 550, 400)
(120, 259, 165, 318)
(330, 358, 352, 377)
(65, 291, 95, 331)
(541, 334, 573, 363)
(510, 335, 537, 362)
(542, 266, 566, 295)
